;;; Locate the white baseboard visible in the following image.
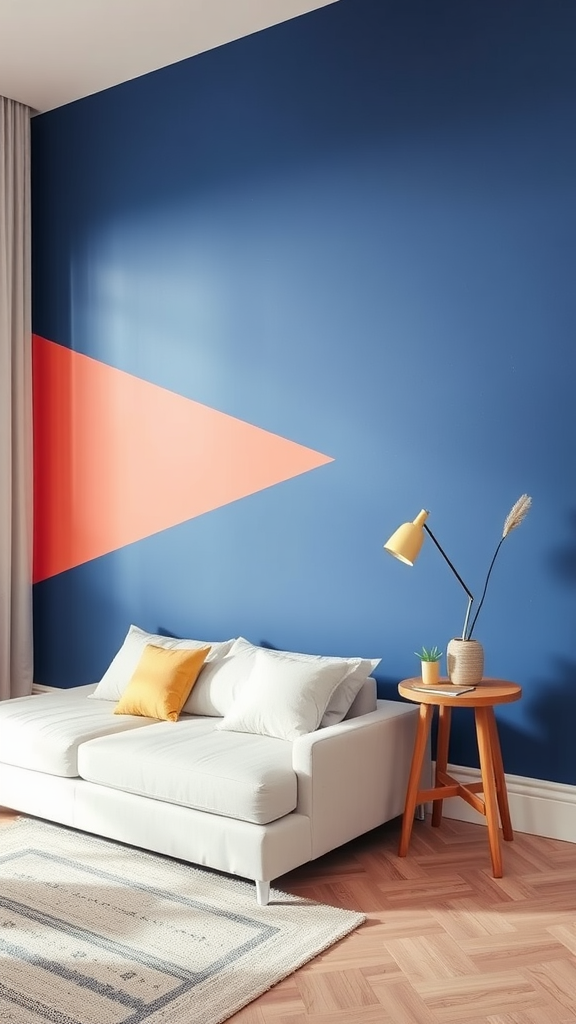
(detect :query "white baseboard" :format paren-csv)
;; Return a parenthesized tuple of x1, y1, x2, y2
(436, 763, 576, 845)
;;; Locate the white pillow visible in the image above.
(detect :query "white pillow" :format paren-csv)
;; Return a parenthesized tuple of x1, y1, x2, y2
(216, 648, 354, 741)
(90, 625, 235, 702)
(213, 637, 379, 726)
(185, 636, 376, 720)
(270, 647, 380, 727)
(181, 639, 256, 716)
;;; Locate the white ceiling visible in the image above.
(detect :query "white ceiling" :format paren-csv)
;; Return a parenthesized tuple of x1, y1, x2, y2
(0, 0, 340, 114)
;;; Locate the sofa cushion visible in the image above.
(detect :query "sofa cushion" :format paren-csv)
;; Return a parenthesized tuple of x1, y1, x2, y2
(0, 689, 157, 778)
(77, 716, 297, 825)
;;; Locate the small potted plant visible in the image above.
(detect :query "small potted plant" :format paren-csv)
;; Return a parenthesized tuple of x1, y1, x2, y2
(414, 645, 443, 686)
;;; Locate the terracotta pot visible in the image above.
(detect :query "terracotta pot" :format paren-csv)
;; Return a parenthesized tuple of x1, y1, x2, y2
(420, 659, 441, 686)
(446, 638, 484, 686)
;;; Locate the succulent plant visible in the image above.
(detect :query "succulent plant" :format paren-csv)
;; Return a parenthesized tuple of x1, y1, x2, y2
(414, 645, 443, 662)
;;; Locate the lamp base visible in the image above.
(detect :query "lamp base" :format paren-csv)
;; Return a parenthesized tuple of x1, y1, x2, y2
(446, 638, 484, 686)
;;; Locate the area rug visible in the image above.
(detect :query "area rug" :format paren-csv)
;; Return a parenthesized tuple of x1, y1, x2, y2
(0, 818, 365, 1024)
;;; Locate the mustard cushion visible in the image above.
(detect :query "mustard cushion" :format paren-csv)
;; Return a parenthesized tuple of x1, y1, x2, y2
(114, 644, 211, 722)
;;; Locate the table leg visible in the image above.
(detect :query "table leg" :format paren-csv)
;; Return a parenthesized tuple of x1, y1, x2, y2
(398, 703, 433, 857)
(431, 704, 451, 828)
(487, 707, 513, 841)
(475, 705, 503, 877)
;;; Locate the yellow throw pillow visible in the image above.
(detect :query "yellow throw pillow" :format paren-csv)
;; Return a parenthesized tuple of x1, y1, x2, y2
(114, 643, 211, 722)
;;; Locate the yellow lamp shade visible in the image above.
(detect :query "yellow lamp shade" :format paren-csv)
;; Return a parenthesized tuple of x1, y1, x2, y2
(383, 509, 429, 566)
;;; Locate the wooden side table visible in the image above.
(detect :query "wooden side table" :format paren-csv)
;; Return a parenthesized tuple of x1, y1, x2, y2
(397, 677, 522, 877)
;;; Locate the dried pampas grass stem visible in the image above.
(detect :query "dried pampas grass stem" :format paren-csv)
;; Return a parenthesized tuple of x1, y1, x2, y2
(467, 494, 532, 640)
(503, 494, 532, 538)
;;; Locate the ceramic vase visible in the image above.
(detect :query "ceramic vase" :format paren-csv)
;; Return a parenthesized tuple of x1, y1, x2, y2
(446, 638, 484, 686)
(420, 660, 441, 686)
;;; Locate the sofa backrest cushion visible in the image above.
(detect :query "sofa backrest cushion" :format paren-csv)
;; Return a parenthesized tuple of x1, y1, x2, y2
(344, 677, 377, 720)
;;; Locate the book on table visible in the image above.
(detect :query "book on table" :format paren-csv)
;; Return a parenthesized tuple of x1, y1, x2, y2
(409, 685, 476, 696)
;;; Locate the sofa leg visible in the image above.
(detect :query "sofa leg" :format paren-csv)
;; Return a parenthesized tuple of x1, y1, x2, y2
(256, 881, 270, 906)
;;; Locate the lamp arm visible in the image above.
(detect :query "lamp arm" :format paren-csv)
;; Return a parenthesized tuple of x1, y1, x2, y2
(424, 523, 474, 639)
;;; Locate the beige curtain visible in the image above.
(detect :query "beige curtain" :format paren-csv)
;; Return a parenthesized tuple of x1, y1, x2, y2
(0, 95, 33, 700)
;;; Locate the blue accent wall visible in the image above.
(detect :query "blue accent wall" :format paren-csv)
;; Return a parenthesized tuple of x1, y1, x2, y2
(32, 0, 576, 785)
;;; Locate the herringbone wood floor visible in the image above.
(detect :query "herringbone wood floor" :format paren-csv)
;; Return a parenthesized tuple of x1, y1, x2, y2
(249, 814, 576, 1024)
(2, 810, 576, 1022)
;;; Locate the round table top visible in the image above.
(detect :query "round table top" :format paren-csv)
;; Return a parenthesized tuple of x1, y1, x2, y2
(398, 677, 522, 707)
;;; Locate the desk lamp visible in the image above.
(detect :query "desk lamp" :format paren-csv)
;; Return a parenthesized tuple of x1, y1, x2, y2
(383, 509, 474, 640)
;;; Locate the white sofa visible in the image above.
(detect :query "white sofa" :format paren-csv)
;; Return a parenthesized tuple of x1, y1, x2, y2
(0, 630, 425, 904)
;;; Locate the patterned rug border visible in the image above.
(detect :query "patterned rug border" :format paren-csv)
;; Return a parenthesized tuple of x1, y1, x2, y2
(1, 817, 366, 1024)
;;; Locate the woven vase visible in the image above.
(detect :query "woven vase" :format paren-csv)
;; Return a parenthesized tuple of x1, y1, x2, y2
(446, 638, 484, 686)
